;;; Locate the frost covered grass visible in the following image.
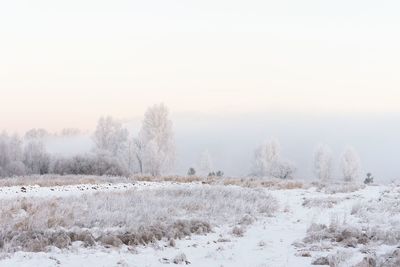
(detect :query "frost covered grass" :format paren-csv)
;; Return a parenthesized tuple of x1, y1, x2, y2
(0, 174, 305, 190)
(302, 196, 344, 209)
(0, 184, 277, 252)
(316, 182, 366, 194)
(0, 175, 133, 187)
(302, 185, 400, 266)
(137, 175, 305, 190)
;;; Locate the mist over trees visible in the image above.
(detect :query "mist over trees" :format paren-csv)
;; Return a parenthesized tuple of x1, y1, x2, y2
(341, 146, 362, 183)
(0, 104, 176, 178)
(138, 104, 175, 176)
(23, 138, 50, 175)
(0, 132, 50, 177)
(0, 104, 366, 182)
(93, 117, 128, 157)
(0, 133, 25, 177)
(252, 139, 296, 179)
(313, 144, 333, 182)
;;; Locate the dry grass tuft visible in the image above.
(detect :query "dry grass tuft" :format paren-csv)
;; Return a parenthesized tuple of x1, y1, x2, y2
(0, 184, 277, 252)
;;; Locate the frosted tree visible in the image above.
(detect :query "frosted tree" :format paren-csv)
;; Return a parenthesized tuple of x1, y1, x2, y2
(143, 139, 164, 176)
(253, 139, 295, 179)
(198, 150, 213, 176)
(341, 146, 361, 183)
(123, 139, 136, 174)
(314, 144, 333, 182)
(93, 116, 128, 156)
(139, 104, 175, 176)
(274, 160, 296, 179)
(132, 136, 145, 174)
(0, 132, 11, 169)
(253, 139, 281, 177)
(23, 139, 50, 175)
(0, 132, 26, 177)
(9, 134, 24, 162)
(25, 128, 49, 139)
(60, 128, 81, 136)
(6, 134, 25, 176)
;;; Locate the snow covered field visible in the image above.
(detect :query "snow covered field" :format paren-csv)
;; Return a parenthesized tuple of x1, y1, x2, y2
(0, 176, 398, 267)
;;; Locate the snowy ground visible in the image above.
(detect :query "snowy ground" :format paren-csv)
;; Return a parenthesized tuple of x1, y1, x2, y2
(0, 178, 398, 267)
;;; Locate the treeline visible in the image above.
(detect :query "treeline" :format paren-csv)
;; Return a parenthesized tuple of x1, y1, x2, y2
(0, 103, 366, 182)
(251, 139, 365, 183)
(0, 104, 175, 178)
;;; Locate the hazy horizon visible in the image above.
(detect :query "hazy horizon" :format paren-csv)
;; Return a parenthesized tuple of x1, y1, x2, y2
(34, 112, 400, 183)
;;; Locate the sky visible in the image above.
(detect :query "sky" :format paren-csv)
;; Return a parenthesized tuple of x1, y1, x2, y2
(1, 0, 400, 132)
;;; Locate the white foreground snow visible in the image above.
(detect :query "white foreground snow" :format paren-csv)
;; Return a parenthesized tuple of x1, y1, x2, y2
(0, 180, 396, 267)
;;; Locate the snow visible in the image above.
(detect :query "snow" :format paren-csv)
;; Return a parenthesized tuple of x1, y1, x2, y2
(0, 180, 397, 266)
(0, 181, 166, 199)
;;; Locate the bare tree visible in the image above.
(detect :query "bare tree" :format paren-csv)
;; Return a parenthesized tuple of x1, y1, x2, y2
(0, 132, 11, 169)
(143, 139, 163, 176)
(25, 128, 49, 139)
(274, 160, 296, 179)
(93, 116, 128, 156)
(139, 104, 175, 176)
(314, 144, 333, 182)
(133, 137, 145, 174)
(23, 139, 50, 175)
(341, 146, 361, 183)
(253, 139, 295, 179)
(253, 139, 281, 177)
(0, 132, 26, 177)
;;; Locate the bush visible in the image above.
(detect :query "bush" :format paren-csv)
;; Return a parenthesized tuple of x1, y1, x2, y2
(50, 152, 129, 177)
(364, 173, 374, 185)
(216, 170, 224, 177)
(5, 161, 26, 177)
(187, 168, 196, 176)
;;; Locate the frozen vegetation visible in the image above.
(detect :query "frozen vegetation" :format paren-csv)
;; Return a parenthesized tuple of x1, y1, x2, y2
(0, 179, 277, 253)
(0, 174, 396, 266)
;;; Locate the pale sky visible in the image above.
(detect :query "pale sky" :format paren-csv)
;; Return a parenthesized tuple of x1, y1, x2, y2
(1, 0, 400, 132)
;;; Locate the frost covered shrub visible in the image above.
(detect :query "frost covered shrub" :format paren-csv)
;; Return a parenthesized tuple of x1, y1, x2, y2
(50, 152, 129, 177)
(321, 182, 365, 194)
(51, 156, 95, 175)
(377, 249, 400, 267)
(327, 250, 354, 267)
(91, 151, 129, 176)
(304, 222, 368, 247)
(0, 185, 277, 252)
(305, 213, 400, 249)
(364, 173, 374, 185)
(173, 253, 189, 265)
(231, 226, 246, 237)
(302, 197, 343, 209)
(4, 161, 26, 177)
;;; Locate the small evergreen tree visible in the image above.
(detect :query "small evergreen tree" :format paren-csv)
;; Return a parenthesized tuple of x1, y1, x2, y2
(364, 173, 374, 185)
(216, 170, 224, 177)
(187, 167, 196, 176)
